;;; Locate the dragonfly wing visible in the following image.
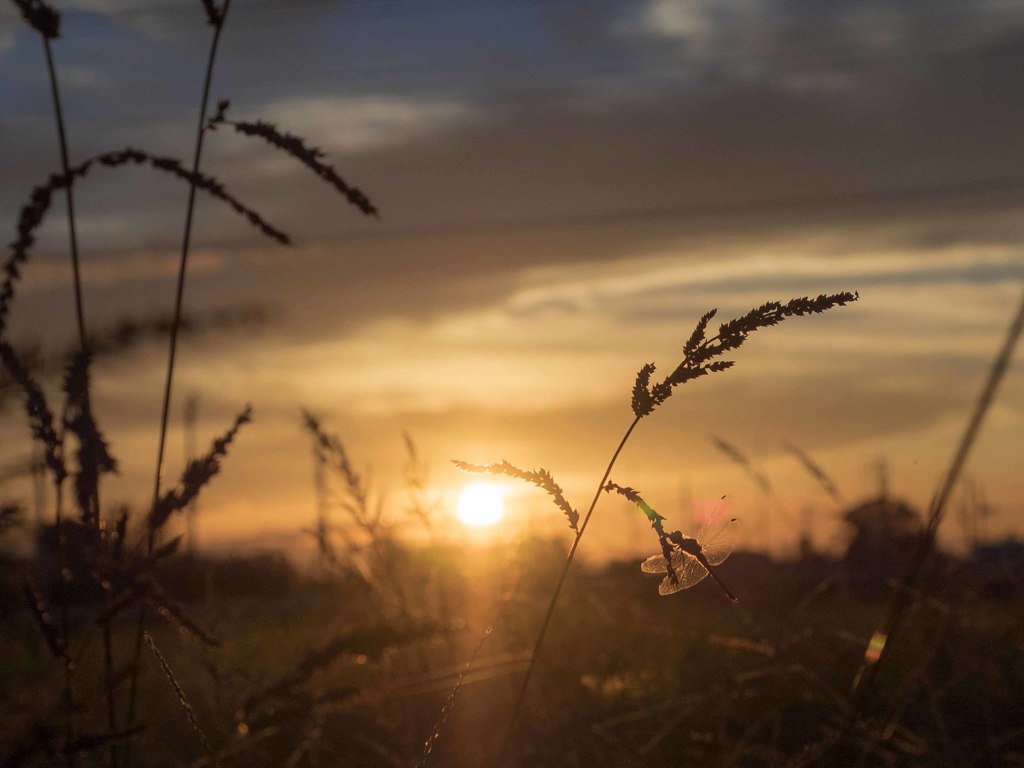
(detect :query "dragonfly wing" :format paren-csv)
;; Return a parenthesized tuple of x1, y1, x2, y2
(641, 554, 669, 574)
(658, 552, 708, 595)
(701, 518, 740, 566)
(642, 549, 687, 575)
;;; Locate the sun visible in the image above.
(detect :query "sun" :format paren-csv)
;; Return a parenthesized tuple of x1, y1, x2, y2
(457, 482, 504, 526)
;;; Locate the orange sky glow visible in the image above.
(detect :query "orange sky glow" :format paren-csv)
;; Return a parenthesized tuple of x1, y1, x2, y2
(1, 1, 1023, 566)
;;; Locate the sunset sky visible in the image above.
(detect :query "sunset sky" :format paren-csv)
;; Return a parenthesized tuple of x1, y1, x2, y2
(1, 0, 1023, 562)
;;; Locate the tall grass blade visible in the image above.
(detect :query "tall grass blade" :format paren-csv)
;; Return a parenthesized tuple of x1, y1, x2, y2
(2, 147, 288, 334)
(837, 286, 1024, 761)
(144, 632, 219, 765)
(783, 440, 843, 504)
(492, 294, 856, 766)
(417, 626, 492, 767)
(124, 9, 234, 744)
(207, 100, 379, 218)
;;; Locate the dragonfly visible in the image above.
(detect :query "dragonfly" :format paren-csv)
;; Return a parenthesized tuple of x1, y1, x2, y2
(640, 516, 740, 601)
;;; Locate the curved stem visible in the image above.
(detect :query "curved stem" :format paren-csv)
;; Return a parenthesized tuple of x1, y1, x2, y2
(496, 415, 641, 767)
(834, 287, 1024, 762)
(123, 4, 232, 761)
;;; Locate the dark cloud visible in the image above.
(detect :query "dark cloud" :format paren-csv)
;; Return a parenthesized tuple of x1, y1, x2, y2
(5, 2, 1024, 263)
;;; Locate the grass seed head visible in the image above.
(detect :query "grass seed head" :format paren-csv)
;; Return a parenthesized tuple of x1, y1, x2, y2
(12, 0, 60, 39)
(631, 292, 858, 418)
(453, 459, 579, 531)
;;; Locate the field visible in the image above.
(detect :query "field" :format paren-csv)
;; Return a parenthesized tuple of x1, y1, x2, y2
(2, 532, 1023, 767)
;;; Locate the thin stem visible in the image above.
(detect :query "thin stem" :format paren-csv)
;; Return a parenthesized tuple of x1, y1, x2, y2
(123, 4, 232, 761)
(150, 0, 232, 550)
(92, 455, 118, 768)
(417, 626, 492, 767)
(496, 415, 641, 767)
(46, 33, 121, 766)
(101, 617, 117, 766)
(42, 37, 86, 347)
(53, 477, 76, 768)
(835, 286, 1024, 761)
(41, 35, 86, 766)
(144, 632, 220, 766)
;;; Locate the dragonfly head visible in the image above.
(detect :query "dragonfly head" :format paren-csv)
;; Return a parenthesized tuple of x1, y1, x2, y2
(667, 530, 702, 556)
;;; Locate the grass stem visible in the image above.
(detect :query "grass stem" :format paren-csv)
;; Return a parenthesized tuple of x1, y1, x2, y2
(53, 479, 75, 768)
(496, 415, 640, 767)
(42, 37, 85, 347)
(124, 4, 233, 762)
(836, 286, 1024, 761)
(40, 31, 88, 768)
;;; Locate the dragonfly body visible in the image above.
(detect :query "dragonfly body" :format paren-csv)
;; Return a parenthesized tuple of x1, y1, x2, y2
(642, 518, 740, 601)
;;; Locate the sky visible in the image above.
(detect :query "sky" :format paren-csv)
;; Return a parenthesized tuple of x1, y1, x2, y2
(1, 0, 1023, 563)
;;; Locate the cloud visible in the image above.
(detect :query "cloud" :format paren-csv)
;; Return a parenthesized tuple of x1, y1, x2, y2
(55, 0, 210, 44)
(624, 0, 1024, 96)
(504, 245, 1023, 323)
(635, 0, 769, 57)
(61, 65, 108, 89)
(19, 249, 227, 289)
(0, 10, 14, 53)
(259, 94, 478, 155)
(152, 244, 1018, 429)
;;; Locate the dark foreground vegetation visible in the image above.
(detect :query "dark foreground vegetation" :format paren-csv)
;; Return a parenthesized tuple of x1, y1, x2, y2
(1, 511, 1023, 768)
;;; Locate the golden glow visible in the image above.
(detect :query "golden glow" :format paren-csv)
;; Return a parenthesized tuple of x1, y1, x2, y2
(457, 483, 504, 526)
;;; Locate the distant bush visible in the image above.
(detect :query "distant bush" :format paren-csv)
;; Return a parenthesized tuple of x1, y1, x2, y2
(156, 552, 298, 602)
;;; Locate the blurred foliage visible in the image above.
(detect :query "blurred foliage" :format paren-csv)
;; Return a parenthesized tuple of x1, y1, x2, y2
(2, 525, 1022, 767)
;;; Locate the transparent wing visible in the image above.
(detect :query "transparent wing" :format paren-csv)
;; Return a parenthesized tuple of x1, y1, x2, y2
(700, 518, 740, 566)
(658, 552, 709, 595)
(642, 509, 739, 596)
(641, 553, 670, 574)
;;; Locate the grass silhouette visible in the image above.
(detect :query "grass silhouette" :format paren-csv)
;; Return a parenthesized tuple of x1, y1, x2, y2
(3, 1, 376, 765)
(3, 4, 1023, 768)
(456, 293, 858, 765)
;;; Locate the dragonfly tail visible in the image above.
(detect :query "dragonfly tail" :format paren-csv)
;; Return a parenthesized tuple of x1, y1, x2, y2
(699, 554, 739, 602)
